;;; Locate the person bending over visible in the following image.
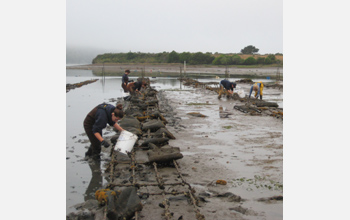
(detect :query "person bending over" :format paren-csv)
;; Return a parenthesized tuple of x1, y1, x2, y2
(126, 80, 146, 95)
(249, 81, 264, 100)
(83, 103, 124, 160)
(218, 79, 236, 99)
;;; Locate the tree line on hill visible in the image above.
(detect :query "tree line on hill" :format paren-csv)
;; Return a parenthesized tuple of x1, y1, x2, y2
(92, 45, 282, 66)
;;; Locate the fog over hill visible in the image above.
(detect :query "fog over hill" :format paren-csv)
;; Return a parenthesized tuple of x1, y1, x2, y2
(66, 46, 118, 65)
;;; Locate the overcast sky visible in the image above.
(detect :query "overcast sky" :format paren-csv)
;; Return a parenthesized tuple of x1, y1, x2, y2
(66, 0, 283, 54)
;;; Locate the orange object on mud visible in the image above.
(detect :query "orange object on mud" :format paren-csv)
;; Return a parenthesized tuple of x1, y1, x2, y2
(95, 189, 116, 205)
(216, 180, 227, 185)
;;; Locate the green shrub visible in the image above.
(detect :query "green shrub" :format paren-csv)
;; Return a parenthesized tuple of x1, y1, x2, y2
(257, 57, 265, 64)
(232, 55, 244, 65)
(264, 57, 273, 64)
(244, 57, 257, 65)
(212, 56, 222, 65)
(267, 54, 276, 62)
(167, 50, 179, 63)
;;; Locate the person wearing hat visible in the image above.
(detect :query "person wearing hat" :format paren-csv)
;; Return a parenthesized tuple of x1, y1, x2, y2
(218, 79, 236, 99)
(83, 103, 124, 159)
(249, 81, 264, 100)
(121, 69, 130, 92)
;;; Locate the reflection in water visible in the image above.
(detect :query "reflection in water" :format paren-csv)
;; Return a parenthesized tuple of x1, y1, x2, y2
(84, 160, 102, 201)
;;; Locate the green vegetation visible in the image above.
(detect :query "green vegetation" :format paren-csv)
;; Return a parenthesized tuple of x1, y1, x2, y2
(244, 57, 257, 65)
(240, 45, 259, 54)
(223, 126, 233, 129)
(92, 48, 283, 66)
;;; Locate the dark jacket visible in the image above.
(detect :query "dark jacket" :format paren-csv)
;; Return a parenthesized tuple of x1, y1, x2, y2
(133, 81, 142, 91)
(122, 74, 129, 84)
(84, 103, 116, 135)
(220, 80, 236, 91)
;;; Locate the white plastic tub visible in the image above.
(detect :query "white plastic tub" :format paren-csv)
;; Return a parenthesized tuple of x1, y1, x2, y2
(114, 130, 138, 154)
(236, 89, 245, 98)
(121, 89, 130, 97)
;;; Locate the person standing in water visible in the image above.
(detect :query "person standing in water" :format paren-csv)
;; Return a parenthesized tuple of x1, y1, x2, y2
(83, 103, 124, 160)
(121, 69, 130, 92)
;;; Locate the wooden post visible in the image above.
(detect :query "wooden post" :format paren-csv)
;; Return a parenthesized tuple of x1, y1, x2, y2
(180, 66, 182, 79)
(184, 61, 186, 78)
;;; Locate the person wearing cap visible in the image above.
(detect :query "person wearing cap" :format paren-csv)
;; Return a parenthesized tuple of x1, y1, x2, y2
(83, 103, 124, 160)
(121, 69, 130, 92)
(249, 81, 264, 100)
(218, 79, 236, 99)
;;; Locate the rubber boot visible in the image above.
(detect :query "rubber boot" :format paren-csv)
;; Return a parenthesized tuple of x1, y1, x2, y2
(85, 147, 93, 157)
(91, 154, 101, 161)
(218, 87, 223, 99)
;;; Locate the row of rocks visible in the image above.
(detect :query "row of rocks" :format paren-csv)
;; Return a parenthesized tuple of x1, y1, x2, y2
(66, 79, 99, 92)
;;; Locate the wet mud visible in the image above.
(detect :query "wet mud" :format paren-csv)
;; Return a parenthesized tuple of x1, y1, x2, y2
(181, 78, 283, 120)
(67, 76, 283, 220)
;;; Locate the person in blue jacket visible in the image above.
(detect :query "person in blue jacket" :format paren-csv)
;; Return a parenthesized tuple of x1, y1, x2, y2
(218, 79, 236, 99)
(83, 103, 124, 159)
(249, 81, 264, 100)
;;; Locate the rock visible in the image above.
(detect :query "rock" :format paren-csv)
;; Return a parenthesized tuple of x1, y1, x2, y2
(147, 147, 183, 163)
(142, 120, 165, 131)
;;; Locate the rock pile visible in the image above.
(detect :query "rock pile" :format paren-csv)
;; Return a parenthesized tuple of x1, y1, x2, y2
(66, 79, 99, 92)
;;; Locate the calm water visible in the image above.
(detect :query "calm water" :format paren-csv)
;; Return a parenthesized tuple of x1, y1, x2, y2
(66, 69, 282, 214)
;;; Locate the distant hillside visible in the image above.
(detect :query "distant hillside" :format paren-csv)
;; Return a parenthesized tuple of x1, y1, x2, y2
(92, 51, 283, 66)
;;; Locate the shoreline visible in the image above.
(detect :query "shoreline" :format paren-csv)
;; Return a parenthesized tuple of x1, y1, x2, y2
(66, 63, 283, 79)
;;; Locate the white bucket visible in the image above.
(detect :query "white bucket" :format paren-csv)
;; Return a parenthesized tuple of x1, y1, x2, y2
(237, 89, 245, 98)
(120, 89, 130, 97)
(114, 130, 138, 154)
(122, 92, 130, 97)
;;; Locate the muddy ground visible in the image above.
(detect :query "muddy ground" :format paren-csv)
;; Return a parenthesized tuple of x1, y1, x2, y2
(151, 83, 283, 220)
(67, 77, 283, 220)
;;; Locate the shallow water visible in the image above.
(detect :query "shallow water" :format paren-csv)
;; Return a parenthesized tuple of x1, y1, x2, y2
(66, 69, 282, 214)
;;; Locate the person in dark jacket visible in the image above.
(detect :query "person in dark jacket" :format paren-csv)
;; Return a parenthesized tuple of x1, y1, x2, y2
(126, 80, 146, 95)
(121, 69, 130, 92)
(218, 79, 236, 99)
(83, 103, 124, 159)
